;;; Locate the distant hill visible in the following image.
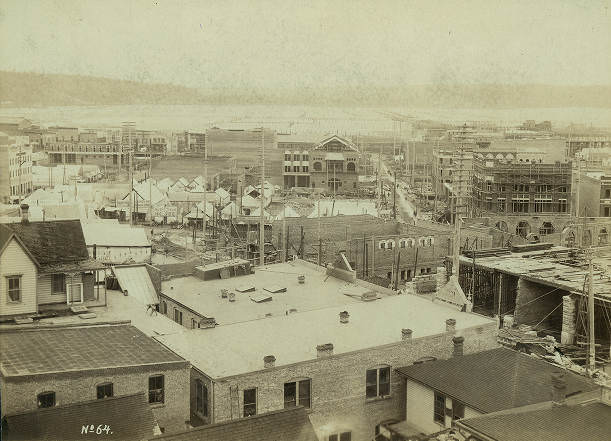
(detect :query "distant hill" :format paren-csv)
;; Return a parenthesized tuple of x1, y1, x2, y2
(1, 71, 610, 108)
(0, 71, 204, 107)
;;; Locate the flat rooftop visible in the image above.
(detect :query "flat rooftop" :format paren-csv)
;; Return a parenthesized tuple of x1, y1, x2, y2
(154, 294, 494, 378)
(0, 323, 185, 377)
(160, 260, 391, 325)
(458, 247, 611, 302)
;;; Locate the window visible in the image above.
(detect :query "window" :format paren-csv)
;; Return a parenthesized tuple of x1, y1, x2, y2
(293, 154, 300, 161)
(366, 366, 390, 398)
(174, 308, 183, 325)
(38, 391, 55, 408)
(284, 154, 291, 161)
(313, 162, 322, 171)
(558, 199, 568, 213)
(195, 379, 208, 416)
(149, 375, 164, 404)
(379, 241, 386, 250)
(7, 276, 21, 302)
(284, 379, 311, 408)
(434, 392, 445, 424)
(285, 165, 291, 172)
(293, 166, 299, 172)
(243, 388, 257, 417)
(161, 301, 167, 314)
(329, 432, 351, 441)
(52, 273, 66, 294)
(191, 318, 198, 329)
(303, 166, 309, 172)
(97, 382, 113, 399)
(452, 400, 465, 420)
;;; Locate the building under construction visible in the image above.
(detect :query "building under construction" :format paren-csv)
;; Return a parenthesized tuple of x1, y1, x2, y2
(454, 244, 611, 370)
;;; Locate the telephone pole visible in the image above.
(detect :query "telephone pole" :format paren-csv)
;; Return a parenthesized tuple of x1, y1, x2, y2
(587, 248, 595, 373)
(259, 127, 265, 266)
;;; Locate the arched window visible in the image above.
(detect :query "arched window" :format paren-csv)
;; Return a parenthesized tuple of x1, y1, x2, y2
(346, 162, 356, 172)
(379, 241, 386, 250)
(427, 237, 434, 246)
(418, 237, 425, 247)
(387, 239, 395, 250)
(407, 238, 415, 248)
(313, 162, 322, 171)
(399, 239, 406, 249)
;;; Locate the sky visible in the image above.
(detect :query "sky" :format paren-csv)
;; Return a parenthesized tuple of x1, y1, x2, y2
(1, 0, 609, 90)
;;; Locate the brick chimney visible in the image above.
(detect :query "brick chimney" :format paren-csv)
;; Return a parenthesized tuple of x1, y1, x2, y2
(263, 355, 276, 369)
(228, 292, 236, 302)
(20, 203, 29, 224)
(200, 317, 216, 329)
(339, 311, 349, 324)
(446, 318, 456, 333)
(401, 328, 413, 341)
(316, 343, 334, 358)
(452, 336, 464, 357)
(551, 372, 567, 407)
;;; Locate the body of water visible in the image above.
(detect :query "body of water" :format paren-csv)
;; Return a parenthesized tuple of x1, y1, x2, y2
(1, 104, 610, 133)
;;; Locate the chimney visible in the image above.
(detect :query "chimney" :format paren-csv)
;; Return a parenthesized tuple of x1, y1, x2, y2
(551, 372, 567, 407)
(339, 311, 349, 324)
(316, 343, 334, 358)
(200, 317, 216, 329)
(446, 318, 456, 333)
(228, 292, 236, 302)
(20, 203, 29, 224)
(452, 336, 464, 357)
(401, 328, 413, 341)
(263, 355, 276, 369)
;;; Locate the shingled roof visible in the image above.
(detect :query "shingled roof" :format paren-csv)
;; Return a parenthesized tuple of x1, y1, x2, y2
(2, 392, 155, 441)
(395, 347, 596, 413)
(458, 401, 611, 441)
(0, 323, 187, 377)
(151, 407, 318, 441)
(1, 220, 89, 265)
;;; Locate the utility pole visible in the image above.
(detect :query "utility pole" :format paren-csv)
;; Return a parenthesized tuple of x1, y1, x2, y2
(148, 151, 153, 229)
(259, 127, 265, 266)
(453, 197, 461, 279)
(202, 145, 208, 254)
(393, 171, 397, 220)
(128, 127, 133, 226)
(587, 248, 595, 373)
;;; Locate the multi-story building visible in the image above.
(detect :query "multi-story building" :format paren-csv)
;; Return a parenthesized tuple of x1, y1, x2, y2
(431, 146, 473, 220)
(566, 135, 611, 158)
(579, 172, 611, 217)
(283, 134, 361, 194)
(471, 155, 573, 239)
(153, 256, 498, 441)
(0, 132, 33, 204)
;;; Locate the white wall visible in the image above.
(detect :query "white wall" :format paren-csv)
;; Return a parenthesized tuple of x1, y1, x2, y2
(0, 239, 37, 317)
(405, 379, 483, 434)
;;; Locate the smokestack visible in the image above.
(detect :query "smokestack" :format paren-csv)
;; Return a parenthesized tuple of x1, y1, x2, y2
(446, 318, 456, 333)
(551, 372, 567, 407)
(316, 343, 334, 358)
(93, 243, 97, 259)
(339, 311, 349, 324)
(401, 328, 413, 341)
(452, 336, 464, 357)
(263, 355, 276, 369)
(20, 203, 29, 224)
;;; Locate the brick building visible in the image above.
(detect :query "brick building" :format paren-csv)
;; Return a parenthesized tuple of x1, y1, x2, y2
(283, 134, 362, 194)
(0, 132, 33, 204)
(154, 261, 498, 440)
(471, 155, 573, 240)
(579, 172, 611, 218)
(0, 323, 191, 433)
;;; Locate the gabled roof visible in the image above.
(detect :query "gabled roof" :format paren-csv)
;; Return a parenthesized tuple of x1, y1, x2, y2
(151, 406, 318, 441)
(315, 134, 359, 152)
(396, 347, 597, 413)
(458, 401, 611, 441)
(1, 220, 89, 265)
(81, 223, 150, 247)
(0, 226, 40, 266)
(3, 392, 155, 441)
